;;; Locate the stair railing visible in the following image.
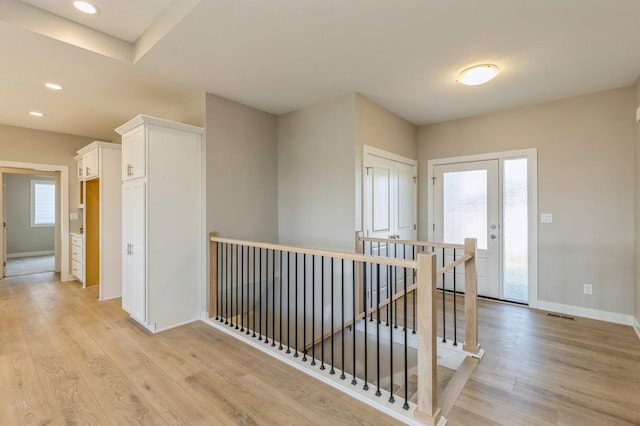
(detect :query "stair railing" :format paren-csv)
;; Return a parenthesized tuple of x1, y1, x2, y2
(207, 231, 478, 425)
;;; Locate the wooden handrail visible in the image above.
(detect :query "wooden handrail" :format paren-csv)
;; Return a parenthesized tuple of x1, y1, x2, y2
(211, 235, 417, 269)
(437, 254, 472, 276)
(357, 235, 465, 251)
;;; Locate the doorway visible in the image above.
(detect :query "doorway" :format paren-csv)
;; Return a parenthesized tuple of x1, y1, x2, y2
(0, 161, 70, 281)
(428, 150, 538, 306)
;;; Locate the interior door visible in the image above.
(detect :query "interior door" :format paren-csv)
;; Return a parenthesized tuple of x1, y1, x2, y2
(433, 160, 500, 298)
(1, 173, 5, 278)
(363, 150, 417, 306)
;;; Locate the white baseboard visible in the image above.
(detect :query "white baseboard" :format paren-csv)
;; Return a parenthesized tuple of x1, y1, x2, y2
(6, 250, 54, 258)
(634, 318, 640, 340)
(537, 300, 634, 326)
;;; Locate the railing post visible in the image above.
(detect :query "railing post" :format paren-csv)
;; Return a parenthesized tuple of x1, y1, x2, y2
(463, 238, 480, 355)
(209, 231, 218, 319)
(355, 231, 364, 317)
(415, 251, 442, 425)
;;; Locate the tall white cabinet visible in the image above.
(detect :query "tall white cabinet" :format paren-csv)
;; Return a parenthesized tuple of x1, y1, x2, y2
(74, 141, 122, 301)
(116, 115, 203, 333)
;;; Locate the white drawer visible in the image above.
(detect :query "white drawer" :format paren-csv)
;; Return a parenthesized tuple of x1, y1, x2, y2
(71, 246, 83, 263)
(71, 260, 83, 281)
(71, 234, 84, 247)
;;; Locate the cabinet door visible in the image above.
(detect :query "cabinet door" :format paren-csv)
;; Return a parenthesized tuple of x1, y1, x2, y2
(122, 127, 146, 180)
(83, 149, 99, 179)
(122, 180, 146, 322)
(76, 158, 84, 180)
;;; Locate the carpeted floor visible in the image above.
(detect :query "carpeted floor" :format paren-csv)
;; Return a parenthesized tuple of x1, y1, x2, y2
(5, 255, 55, 277)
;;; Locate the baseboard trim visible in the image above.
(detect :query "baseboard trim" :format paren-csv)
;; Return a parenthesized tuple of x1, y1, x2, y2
(634, 318, 640, 340)
(6, 250, 54, 258)
(537, 300, 634, 326)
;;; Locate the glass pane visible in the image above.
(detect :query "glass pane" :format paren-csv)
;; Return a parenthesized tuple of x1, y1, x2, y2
(443, 170, 487, 249)
(33, 181, 55, 225)
(503, 158, 528, 302)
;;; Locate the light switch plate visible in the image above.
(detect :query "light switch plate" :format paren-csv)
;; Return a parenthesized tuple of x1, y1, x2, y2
(541, 213, 553, 224)
(70, 212, 79, 220)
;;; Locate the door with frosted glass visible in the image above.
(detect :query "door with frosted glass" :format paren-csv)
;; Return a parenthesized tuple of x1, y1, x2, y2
(433, 160, 500, 298)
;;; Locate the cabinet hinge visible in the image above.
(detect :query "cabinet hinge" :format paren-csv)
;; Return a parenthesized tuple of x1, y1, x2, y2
(365, 166, 372, 176)
(413, 176, 417, 183)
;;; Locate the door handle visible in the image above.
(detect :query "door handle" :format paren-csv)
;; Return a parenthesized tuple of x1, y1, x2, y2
(490, 234, 497, 240)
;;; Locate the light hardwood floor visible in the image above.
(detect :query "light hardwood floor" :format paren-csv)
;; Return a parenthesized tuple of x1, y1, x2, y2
(2, 273, 640, 425)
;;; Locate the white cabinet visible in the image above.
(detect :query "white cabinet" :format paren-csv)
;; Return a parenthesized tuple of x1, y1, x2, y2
(116, 115, 203, 333)
(75, 141, 122, 301)
(70, 233, 84, 282)
(75, 154, 84, 180)
(83, 148, 99, 180)
(122, 126, 146, 180)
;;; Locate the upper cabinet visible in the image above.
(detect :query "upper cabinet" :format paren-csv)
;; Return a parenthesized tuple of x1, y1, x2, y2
(75, 154, 83, 180)
(83, 148, 99, 180)
(122, 126, 146, 181)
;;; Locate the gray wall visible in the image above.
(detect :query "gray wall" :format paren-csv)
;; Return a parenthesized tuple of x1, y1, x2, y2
(418, 87, 636, 317)
(5, 173, 55, 255)
(278, 94, 356, 251)
(206, 93, 278, 242)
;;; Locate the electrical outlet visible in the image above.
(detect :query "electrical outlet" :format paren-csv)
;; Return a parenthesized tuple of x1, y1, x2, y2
(584, 284, 593, 295)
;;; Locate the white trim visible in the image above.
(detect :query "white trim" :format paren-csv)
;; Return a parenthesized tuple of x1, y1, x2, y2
(537, 300, 634, 326)
(0, 161, 70, 281)
(201, 317, 439, 426)
(633, 317, 640, 339)
(363, 145, 418, 167)
(427, 149, 538, 308)
(6, 250, 54, 258)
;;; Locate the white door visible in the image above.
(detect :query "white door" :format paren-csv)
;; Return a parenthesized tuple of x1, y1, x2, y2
(1, 173, 5, 278)
(433, 160, 500, 298)
(363, 148, 417, 305)
(122, 180, 146, 322)
(122, 127, 146, 181)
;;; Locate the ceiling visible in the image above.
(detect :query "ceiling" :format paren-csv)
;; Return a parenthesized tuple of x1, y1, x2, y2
(1, 0, 640, 142)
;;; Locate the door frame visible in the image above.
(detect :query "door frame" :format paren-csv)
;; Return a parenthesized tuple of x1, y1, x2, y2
(0, 160, 70, 281)
(362, 145, 418, 239)
(427, 149, 538, 307)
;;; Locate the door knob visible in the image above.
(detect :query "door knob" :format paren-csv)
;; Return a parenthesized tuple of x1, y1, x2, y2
(490, 234, 497, 239)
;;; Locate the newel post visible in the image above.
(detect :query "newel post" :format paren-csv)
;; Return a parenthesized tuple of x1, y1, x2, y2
(415, 251, 442, 425)
(209, 231, 218, 319)
(463, 238, 480, 355)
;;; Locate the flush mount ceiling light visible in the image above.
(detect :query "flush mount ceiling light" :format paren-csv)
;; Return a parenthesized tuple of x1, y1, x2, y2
(29, 111, 45, 117)
(45, 82, 64, 91)
(73, 1, 99, 15)
(457, 64, 500, 86)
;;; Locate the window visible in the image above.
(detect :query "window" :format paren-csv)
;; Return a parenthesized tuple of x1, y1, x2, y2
(31, 179, 55, 227)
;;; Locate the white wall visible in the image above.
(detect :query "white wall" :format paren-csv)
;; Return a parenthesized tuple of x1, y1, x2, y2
(278, 94, 356, 251)
(206, 93, 278, 242)
(419, 87, 636, 318)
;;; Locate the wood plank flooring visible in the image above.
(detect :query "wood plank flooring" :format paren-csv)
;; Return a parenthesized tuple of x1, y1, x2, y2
(2, 272, 640, 425)
(0, 272, 401, 425)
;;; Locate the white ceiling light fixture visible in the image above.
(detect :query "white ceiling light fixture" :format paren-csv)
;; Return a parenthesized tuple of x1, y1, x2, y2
(29, 111, 45, 117)
(457, 64, 500, 86)
(45, 82, 64, 90)
(73, 1, 99, 15)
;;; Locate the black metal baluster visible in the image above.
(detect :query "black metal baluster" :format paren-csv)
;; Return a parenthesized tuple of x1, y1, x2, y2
(235, 244, 239, 329)
(389, 261, 394, 404)
(258, 248, 263, 340)
(230, 244, 235, 328)
(340, 259, 345, 380)
(216, 242, 221, 321)
(265, 250, 271, 345)
(225, 243, 229, 325)
(294, 252, 299, 358)
(394, 243, 398, 329)
(375, 263, 381, 397)
(442, 246, 447, 343)
(363, 260, 369, 391)
(351, 260, 357, 385)
(240, 245, 244, 332)
(278, 250, 283, 349)
(403, 267, 409, 410)
(311, 255, 316, 366)
(330, 258, 335, 375)
(320, 256, 325, 370)
(252, 246, 256, 337)
(302, 254, 307, 362)
(271, 249, 276, 347)
(286, 251, 290, 353)
(453, 248, 457, 346)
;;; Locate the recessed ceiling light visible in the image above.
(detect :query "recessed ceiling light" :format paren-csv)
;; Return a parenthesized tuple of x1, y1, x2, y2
(45, 82, 64, 91)
(457, 64, 500, 86)
(29, 111, 45, 117)
(73, 1, 99, 15)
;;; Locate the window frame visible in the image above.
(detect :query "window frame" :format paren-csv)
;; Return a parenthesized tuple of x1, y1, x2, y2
(30, 178, 56, 228)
